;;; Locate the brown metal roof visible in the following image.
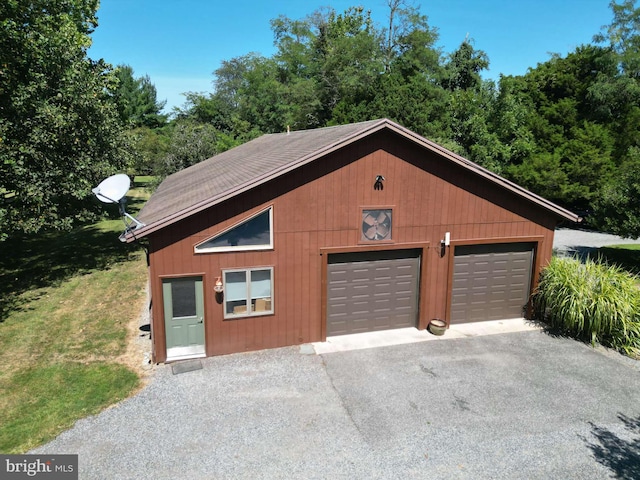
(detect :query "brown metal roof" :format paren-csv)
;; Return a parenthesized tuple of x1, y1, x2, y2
(127, 118, 580, 242)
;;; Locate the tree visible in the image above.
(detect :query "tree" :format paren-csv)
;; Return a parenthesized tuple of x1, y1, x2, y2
(439, 40, 508, 171)
(594, 0, 640, 78)
(500, 44, 622, 210)
(383, 0, 410, 71)
(153, 121, 220, 186)
(268, 7, 385, 128)
(591, 1, 640, 157)
(593, 147, 640, 238)
(0, 0, 134, 239)
(442, 40, 489, 92)
(332, 3, 449, 138)
(384, 1, 440, 77)
(112, 65, 167, 128)
(270, 14, 322, 128)
(208, 53, 291, 134)
(490, 75, 537, 166)
(129, 126, 170, 176)
(313, 7, 385, 123)
(111, 65, 167, 176)
(177, 92, 235, 132)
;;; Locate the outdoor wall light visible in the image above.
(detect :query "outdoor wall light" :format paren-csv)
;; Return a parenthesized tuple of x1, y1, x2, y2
(440, 232, 450, 258)
(214, 276, 224, 293)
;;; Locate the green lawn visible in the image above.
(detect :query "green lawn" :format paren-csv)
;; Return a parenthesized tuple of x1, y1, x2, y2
(0, 178, 151, 453)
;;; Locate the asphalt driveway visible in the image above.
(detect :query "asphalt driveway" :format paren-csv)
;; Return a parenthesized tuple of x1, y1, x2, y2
(33, 329, 640, 479)
(554, 227, 640, 255)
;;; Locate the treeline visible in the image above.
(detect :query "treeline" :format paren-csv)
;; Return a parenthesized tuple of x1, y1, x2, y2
(141, 1, 640, 237)
(2, 1, 639, 240)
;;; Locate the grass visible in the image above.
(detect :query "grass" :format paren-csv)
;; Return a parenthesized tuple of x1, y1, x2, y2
(0, 177, 151, 453)
(534, 254, 640, 358)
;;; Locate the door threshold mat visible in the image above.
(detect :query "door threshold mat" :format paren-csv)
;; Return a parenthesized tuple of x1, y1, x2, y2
(171, 359, 203, 375)
(299, 344, 316, 355)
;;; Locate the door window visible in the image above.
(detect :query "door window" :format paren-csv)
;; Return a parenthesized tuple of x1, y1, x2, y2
(170, 278, 197, 318)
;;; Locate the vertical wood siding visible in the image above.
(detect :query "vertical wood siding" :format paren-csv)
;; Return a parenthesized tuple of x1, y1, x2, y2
(148, 130, 558, 361)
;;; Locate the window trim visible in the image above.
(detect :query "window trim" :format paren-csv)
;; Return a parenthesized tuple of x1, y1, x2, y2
(195, 206, 274, 254)
(222, 266, 274, 319)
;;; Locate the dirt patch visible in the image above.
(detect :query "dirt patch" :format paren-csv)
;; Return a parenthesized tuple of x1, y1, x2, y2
(115, 280, 154, 386)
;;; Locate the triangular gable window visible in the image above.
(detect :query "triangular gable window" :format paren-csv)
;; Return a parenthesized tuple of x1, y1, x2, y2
(195, 207, 273, 253)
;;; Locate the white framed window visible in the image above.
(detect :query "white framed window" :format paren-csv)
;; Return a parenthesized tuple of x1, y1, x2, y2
(195, 206, 273, 253)
(223, 267, 274, 319)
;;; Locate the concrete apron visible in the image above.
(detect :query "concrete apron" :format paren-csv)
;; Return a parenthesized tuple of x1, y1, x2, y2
(312, 318, 541, 354)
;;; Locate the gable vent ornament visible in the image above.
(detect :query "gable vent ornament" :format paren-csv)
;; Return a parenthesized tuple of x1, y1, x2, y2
(93, 174, 145, 241)
(374, 175, 385, 190)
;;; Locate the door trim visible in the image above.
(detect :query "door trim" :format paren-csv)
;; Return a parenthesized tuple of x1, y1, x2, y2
(162, 276, 206, 362)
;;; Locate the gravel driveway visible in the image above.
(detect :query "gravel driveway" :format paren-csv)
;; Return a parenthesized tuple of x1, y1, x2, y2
(32, 330, 640, 479)
(29, 228, 640, 479)
(553, 227, 640, 255)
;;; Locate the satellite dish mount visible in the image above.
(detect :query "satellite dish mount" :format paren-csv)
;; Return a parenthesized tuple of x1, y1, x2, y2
(92, 174, 145, 239)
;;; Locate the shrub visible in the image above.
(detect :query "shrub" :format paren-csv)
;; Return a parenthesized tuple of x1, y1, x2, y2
(533, 256, 640, 356)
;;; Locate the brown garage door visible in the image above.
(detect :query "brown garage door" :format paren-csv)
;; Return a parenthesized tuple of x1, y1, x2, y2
(326, 249, 421, 336)
(450, 243, 535, 324)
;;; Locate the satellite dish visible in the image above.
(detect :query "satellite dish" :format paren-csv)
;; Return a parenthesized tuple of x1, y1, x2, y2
(92, 174, 131, 204)
(92, 174, 145, 240)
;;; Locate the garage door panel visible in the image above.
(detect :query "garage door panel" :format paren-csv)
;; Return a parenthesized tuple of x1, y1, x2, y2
(327, 250, 420, 336)
(451, 243, 534, 324)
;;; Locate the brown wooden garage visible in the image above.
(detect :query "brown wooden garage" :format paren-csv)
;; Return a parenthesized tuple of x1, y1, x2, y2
(326, 249, 421, 336)
(124, 118, 580, 362)
(450, 242, 535, 323)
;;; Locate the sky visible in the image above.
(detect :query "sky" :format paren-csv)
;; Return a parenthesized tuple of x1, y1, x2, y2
(89, 0, 614, 113)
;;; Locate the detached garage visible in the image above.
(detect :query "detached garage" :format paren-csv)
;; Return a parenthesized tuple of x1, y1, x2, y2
(124, 118, 579, 362)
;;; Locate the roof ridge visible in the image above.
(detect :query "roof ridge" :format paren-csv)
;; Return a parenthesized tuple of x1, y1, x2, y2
(262, 118, 388, 136)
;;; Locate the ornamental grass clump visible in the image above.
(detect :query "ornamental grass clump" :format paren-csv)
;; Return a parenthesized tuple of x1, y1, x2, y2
(533, 256, 640, 357)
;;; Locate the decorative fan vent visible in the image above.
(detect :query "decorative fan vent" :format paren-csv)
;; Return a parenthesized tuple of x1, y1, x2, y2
(361, 209, 392, 241)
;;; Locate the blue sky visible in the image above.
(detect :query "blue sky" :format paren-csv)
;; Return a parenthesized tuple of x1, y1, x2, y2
(89, 0, 614, 113)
